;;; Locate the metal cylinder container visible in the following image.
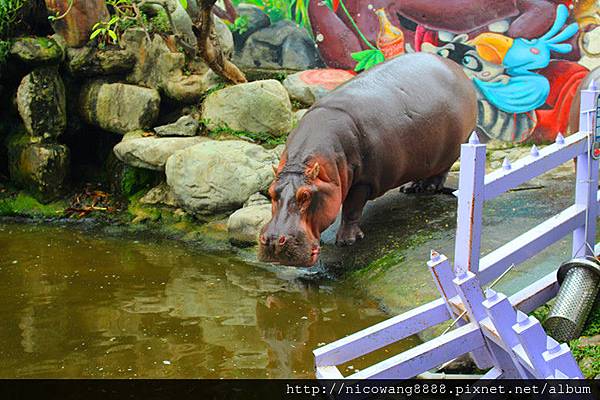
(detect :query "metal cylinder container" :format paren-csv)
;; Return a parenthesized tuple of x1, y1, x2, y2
(545, 257, 600, 342)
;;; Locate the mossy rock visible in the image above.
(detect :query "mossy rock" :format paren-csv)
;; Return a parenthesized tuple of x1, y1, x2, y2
(7, 135, 70, 203)
(0, 192, 65, 218)
(10, 37, 64, 65)
(16, 66, 67, 138)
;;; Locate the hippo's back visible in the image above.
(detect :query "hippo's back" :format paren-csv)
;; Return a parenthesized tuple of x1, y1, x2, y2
(315, 52, 477, 195)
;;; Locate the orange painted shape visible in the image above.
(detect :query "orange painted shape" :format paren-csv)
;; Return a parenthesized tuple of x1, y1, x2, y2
(298, 69, 356, 90)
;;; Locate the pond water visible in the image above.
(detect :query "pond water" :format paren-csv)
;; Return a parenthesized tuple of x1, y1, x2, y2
(0, 222, 415, 378)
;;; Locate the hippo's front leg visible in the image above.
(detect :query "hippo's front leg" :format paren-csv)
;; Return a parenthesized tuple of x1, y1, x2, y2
(336, 184, 370, 246)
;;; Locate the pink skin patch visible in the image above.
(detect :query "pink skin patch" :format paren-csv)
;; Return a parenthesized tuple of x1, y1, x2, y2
(299, 69, 356, 90)
(530, 47, 540, 55)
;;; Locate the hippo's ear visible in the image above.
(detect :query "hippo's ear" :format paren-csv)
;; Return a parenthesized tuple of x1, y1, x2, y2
(305, 162, 320, 181)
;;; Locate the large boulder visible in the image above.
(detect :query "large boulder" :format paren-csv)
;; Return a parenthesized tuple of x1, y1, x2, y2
(17, 66, 67, 138)
(45, 0, 110, 47)
(10, 37, 64, 65)
(202, 80, 293, 137)
(232, 4, 270, 50)
(113, 136, 207, 171)
(227, 193, 272, 245)
(214, 17, 234, 59)
(283, 69, 355, 105)
(124, 31, 219, 103)
(80, 82, 161, 134)
(165, 140, 279, 216)
(154, 115, 199, 137)
(236, 20, 323, 70)
(67, 46, 135, 77)
(8, 137, 69, 203)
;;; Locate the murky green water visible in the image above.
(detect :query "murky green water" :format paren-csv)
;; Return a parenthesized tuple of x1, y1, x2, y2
(0, 222, 412, 378)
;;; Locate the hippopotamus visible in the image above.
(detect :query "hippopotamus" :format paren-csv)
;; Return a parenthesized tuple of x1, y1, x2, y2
(258, 52, 478, 267)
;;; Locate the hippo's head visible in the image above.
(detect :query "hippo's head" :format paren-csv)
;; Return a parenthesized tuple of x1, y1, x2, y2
(258, 158, 343, 267)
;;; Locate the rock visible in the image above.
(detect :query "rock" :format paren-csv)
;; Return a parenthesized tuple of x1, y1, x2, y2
(154, 115, 199, 137)
(578, 335, 600, 347)
(283, 69, 354, 105)
(215, 17, 234, 59)
(150, 0, 197, 49)
(8, 138, 69, 203)
(294, 109, 308, 123)
(114, 136, 207, 171)
(17, 66, 67, 138)
(140, 182, 178, 207)
(45, 0, 110, 47)
(228, 202, 272, 245)
(67, 46, 135, 77)
(244, 192, 270, 207)
(232, 5, 270, 50)
(236, 21, 323, 70)
(202, 79, 293, 137)
(10, 37, 64, 65)
(80, 82, 161, 134)
(165, 140, 279, 216)
(124, 31, 219, 103)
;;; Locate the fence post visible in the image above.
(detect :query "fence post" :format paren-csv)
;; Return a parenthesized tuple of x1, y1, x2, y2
(454, 132, 487, 275)
(572, 81, 599, 258)
(453, 271, 494, 369)
(512, 311, 553, 378)
(482, 290, 531, 378)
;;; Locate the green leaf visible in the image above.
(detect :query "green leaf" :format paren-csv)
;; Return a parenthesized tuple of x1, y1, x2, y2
(90, 29, 102, 40)
(351, 49, 384, 72)
(179, 0, 188, 9)
(323, 0, 334, 11)
(108, 29, 118, 42)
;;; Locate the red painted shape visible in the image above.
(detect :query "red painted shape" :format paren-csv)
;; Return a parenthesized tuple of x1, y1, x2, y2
(299, 69, 356, 90)
(529, 61, 589, 143)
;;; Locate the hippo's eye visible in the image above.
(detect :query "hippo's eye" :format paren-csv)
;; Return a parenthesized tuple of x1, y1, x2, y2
(461, 55, 482, 72)
(437, 48, 450, 58)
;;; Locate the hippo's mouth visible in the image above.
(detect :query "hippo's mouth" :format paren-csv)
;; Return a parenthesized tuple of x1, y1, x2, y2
(258, 240, 321, 268)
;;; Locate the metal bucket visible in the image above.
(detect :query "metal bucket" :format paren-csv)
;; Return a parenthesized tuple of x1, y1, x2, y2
(545, 257, 600, 342)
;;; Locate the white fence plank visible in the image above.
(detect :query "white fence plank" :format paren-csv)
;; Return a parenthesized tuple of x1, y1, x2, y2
(314, 298, 450, 366)
(346, 323, 483, 379)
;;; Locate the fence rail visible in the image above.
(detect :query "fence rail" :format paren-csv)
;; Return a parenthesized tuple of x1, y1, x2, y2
(314, 81, 600, 380)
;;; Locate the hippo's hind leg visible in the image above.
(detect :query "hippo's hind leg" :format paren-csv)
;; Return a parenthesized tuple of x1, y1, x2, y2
(400, 170, 449, 194)
(336, 184, 370, 246)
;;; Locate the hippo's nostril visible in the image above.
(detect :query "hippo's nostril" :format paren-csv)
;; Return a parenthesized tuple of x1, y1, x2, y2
(278, 235, 287, 246)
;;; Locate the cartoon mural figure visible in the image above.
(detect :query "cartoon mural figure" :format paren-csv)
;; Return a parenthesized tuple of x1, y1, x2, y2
(420, 5, 587, 142)
(303, 0, 598, 143)
(472, 6, 578, 114)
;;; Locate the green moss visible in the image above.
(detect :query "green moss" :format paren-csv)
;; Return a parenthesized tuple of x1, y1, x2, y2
(529, 303, 551, 323)
(0, 193, 65, 218)
(149, 9, 171, 34)
(350, 231, 433, 280)
(581, 298, 600, 337)
(570, 339, 600, 378)
(120, 167, 156, 197)
(201, 119, 286, 147)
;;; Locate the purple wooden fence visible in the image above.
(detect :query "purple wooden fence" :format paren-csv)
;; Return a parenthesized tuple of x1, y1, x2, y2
(313, 81, 600, 380)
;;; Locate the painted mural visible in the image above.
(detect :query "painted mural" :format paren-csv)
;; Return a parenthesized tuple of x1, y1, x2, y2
(231, 0, 600, 143)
